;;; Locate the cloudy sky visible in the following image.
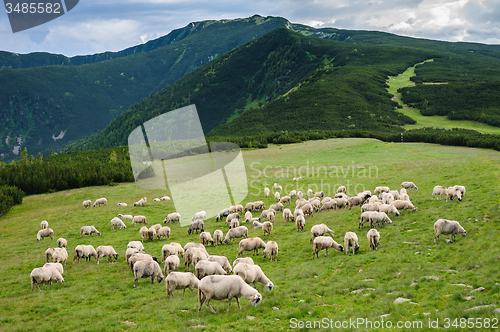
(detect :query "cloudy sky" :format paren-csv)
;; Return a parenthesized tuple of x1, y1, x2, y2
(1, 0, 499, 56)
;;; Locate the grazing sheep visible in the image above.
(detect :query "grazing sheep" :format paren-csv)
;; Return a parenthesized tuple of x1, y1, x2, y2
(258, 209, 275, 223)
(226, 212, 240, 224)
(359, 211, 376, 229)
(166, 272, 200, 298)
(43, 262, 64, 276)
(30, 266, 64, 292)
(153, 198, 161, 202)
(400, 193, 410, 201)
(334, 192, 348, 200)
(295, 215, 305, 232)
(45, 249, 57, 265)
(447, 187, 463, 202)
(361, 203, 380, 213)
(132, 215, 147, 226)
(273, 183, 282, 190)
(344, 232, 360, 255)
(73, 245, 97, 263)
(93, 197, 107, 207)
(126, 248, 144, 264)
(127, 241, 144, 251)
(37, 228, 54, 242)
(163, 212, 181, 224)
(117, 202, 128, 207)
(253, 201, 265, 211)
(336, 186, 346, 194)
(192, 210, 207, 221)
(401, 181, 418, 190)
(389, 190, 401, 200)
(244, 202, 255, 212)
(213, 230, 224, 246)
(314, 191, 325, 199)
(301, 203, 314, 217)
(380, 193, 395, 205)
(224, 226, 249, 244)
(133, 197, 147, 207)
(207, 255, 233, 274)
(56, 238, 67, 248)
(96, 246, 119, 264)
(369, 211, 393, 229)
(374, 186, 390, 195)
(321, 196, 332, 205)
(200, 232, 215, 246)
(279, 196, 291, 205)
(378, 204, 400, 217)
(162, 243, 184, 262)
(117, 214, 133, 220)
(110, 217, 127, 230)
(216, 208, 230, 222)
(313, 236, 344, 258)
(40, 220, 48, 230)
(367, 228, 380, 251)
(319, 199, 337, 213)
(198, 275, 262, 313)
(161, 196, 171, 201)
(432, 186, 448, 200)
(392, 200, 417, 211)
(292, 176, 302, 181)
(82, 200, 92, 208)
(233, 257, 254, 267)
(46, 247, 67, 264)
(262, 241, 278, 261)
(310, 224, 335, 243)
(262, 221, 273, 237)
(233, 263, 274, 290)
(295, 198, 307, 208)
(368, 196, 382, 204)
(164, 255, 180, 275)
(289, 190, 297, 198)
(264, 187, 270, 197)
(183, 242, 208, 255)
(133, 260, 164, 288)
(195, 260, 227, 279)
(348, 196, 363, 209)
(283, 208, 294, 222)
(270, 203, 284, 212)
(308, 198, 321, 211)
(236, 237, 267, 258)
(274, 191, 280, 202)
(297, 191, 303, 199)
(139, 226, 149, 242)
(293, 207, 304, 220)
(188, 220, 205, 234)
(335, 197, 348, 209)
(231, 204, 244, 214)
(244, 211, 253, 223)
(80, 226, 100, 238)
(184, 247, 209, 272)
(128, 253, 157, 271)
(454, 185, 466, 198)
(229, 218, 240, 229)
(148, 226, 158, 241)
(400, 188, 407, 195)
(434, 219, 467, 244)
(306, 189, 313, 198)
(157, 226, 171, 240)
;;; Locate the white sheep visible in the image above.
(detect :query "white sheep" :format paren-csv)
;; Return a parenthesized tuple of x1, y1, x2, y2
(454, 185, 466, 198)
(117, 202, 128, 207)
(253, 201, 265, 211)
(140, 226, 149, 242)
(374, 186, 390, 195)
(400, 193, 410, 201)
(43, 262, 64, 276)
(164, 212, 181, 224)
(192, 210, 207, 221)
(128, 252, 157, 271)
(161, 243, 184, 262)
(336, 185, 346, 194)
(292, 176, 302, 181)
(307, 189, 313, 198)
(258, 209, 275, 223)
(401, 181, 418, 190)
(312, 236, 344, 258)
(378, 204, 400, 217)
(198, 275, 262, 313)
(262, 241, 278, 261)
(297, 191, 303, 199)
(310, 224, 335, 243)
(133, 260, 164, 288)
(335, 197, 348, 209)
(348, 196, 364, 209)
(380, 192, 395, 205)
(161, 196, 171, 201)
(446, 187, 463, 202)
(184, 247, 209, 272)
(216, 208, 230, 222)
(226, 212, 240, 224)
(224, 226, 249, 244)
(80, 226, 100, 238)
(93, 197, 107, 207)
(52, 248, 68, 265)
(157, 226, 171, 240)
(132, 215, 147, 226)
(367, 228, 380, 251)
(295, 214, 305, 232)
(127, 241, 144, 252)
(289, 190, 297, 198)
(207, 255, 233, 274)
(82, 200, 92, 208)
(361, 203, 380, 213)
(188, 220, 204, 234)
(262, 221, 273, 237)
(283, 208, 294, 222)
(368, 196, 382, 204)
(229, 218, 240, 229)
(166, 272, 199, 298)
(273, 183, 282, 190)
(126, 248, 143, 264)
(279, 196, 291, 205)
(200, 232, 215, 246)
(164, 254, 180, 275)
(133, 197, 147, 207)
(434, 219, 467, 243)
(233, 262, 274, 290)
(369, 211, 393, 228)
(244, 211, 253, 223)
(153, 198, 161, 202)
(56, 238, 67, 248)
(213, 230, 224, 246)
(231, 204, 244, 214)
(400, 188, 407, 195)
(73, 245, 97, 263)
(117, 214, 133, 220)
(244, 202, 255, 212)
(37, 228, 54, 241)
(392, 200, 417, 211)
(344, 231, 360, 255)
(30, 266, 64, 292)
(389, 190, 401, 200)
(195, 260, 227, 279)
(40, 220, 48, 230)
(183, 242, 208, 255)
(264, 187, 270, 197)
(110, 217, 127, 230)
(301, 203, 315, 216)
(96, 245, 119, 264)
(319, 199, 337, 213)
(274, 191, 280, 202)
(432, 186, 448, 200)
(236, 237, 267, 258)
(233, 257, 254, 267)
(270, 203, 284, 212)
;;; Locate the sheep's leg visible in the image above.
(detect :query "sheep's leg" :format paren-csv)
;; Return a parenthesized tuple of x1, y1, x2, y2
(151, 276, 154, 284)
(236, 297, 241, 309)
(206, 300, 217, 313)
(325, 248, 328, 257)
(434, 234, 439, 243)
(227, 298, 232, 312)
(133, 278, 138, 288)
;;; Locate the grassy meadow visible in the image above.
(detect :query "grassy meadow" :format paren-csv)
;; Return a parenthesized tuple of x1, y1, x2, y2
(1, 138, 500, 331)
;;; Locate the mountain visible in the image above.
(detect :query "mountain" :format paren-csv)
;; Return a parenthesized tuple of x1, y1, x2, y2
(0, 15, 292, 161)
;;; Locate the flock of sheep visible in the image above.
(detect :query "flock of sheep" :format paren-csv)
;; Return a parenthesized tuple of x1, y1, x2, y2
(32, 180, 468, 312)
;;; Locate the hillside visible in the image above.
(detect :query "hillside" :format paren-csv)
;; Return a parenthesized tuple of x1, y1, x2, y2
(1, 138, 499, 330)
(0, 15, 290, 162)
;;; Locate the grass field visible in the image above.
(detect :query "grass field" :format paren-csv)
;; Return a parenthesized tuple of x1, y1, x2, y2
(387, 61, 500, 136)
(1, 138, 500, 331)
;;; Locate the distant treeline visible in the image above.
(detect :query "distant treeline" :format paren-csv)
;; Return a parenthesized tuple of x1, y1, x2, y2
(0, 185, 25, 217)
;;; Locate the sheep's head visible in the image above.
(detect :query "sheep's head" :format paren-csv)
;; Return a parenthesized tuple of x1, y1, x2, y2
(353, 244, 360, 254)
(338, 245, 344, 252)
(460, 227, 467, 237)
(156, 275, 164, 284)
(251, 293, 262, 307)
(265, 281, 274, 291)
